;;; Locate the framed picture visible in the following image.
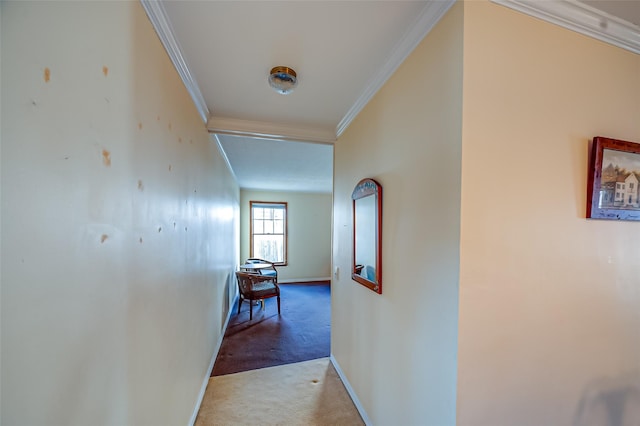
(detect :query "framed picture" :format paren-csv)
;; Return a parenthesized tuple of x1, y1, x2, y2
(587, 136, 640, 221)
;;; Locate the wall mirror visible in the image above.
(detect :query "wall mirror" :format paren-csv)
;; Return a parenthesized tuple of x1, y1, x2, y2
(352, 178, 382, 294)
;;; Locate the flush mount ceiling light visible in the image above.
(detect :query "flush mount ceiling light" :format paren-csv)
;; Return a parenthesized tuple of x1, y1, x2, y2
(268, 66, 298, 95)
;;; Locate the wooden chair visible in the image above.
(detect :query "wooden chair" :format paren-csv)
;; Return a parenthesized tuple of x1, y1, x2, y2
(235, 271, 281, 320)
(245, 258, 278, 282)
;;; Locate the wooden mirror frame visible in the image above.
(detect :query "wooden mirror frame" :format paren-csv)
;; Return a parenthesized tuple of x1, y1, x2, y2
(351, 178, 382, 294)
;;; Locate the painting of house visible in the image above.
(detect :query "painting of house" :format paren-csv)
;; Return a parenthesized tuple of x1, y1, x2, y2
(600, 148, 640, 210)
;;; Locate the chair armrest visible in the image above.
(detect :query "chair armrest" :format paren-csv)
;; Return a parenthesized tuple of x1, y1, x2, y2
(248, 274, 277, 283)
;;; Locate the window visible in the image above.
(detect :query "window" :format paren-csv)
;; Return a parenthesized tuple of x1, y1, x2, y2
(250, 201, 287, 265)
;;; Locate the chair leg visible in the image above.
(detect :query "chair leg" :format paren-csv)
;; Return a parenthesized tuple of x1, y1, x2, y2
(277, 296, 281, 315)
(237, 296, 242, 315)
(249, 298, 253, 320)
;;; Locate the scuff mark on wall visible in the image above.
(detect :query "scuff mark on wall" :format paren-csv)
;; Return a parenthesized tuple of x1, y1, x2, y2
(138, 122, 143, 130)
(102, 149, 111, 167)
(102, 66, 109, 77)
(168, 165, 172, 171)
(178, 137, 182, 144)
(139, 237, 143, 244)
(101, 234, 108, 243)
(44, 67, 51, 82)
(168, 122, 172, 131)
(137, 180, 144, 191)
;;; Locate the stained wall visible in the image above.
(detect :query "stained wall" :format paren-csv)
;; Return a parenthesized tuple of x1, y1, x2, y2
(1, 2, 239, 424)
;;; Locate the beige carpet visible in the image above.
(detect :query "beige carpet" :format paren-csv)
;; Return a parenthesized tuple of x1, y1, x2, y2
(195, 357, 364, 426)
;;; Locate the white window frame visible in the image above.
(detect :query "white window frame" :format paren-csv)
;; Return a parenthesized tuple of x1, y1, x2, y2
(249, 201, 288, 266)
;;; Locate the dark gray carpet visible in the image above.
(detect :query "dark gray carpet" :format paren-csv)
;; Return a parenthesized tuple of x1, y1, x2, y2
(211, 281, 331, 376)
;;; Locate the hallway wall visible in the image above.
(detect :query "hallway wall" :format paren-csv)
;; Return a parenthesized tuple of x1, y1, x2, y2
(1, 2, 239, 425)
(333, 1, 639, 424)
(332, 4, 463, 425)
(457, 2, 640, 424)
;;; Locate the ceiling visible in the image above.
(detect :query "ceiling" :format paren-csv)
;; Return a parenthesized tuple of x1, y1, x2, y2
(144, 0, 640, 194)
(216, 134, 333, 193)
(580, 0, 640, 26)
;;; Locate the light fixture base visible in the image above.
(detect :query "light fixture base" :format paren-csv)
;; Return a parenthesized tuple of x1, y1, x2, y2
(268, 66, 298, 95)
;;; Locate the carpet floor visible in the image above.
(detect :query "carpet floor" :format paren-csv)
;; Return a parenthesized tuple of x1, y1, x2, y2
(195, 358, 364, 426)
(212, 282, 331, 376)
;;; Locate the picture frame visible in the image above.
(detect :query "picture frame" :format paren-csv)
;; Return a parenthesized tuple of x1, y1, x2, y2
(587, 136, 640, 221)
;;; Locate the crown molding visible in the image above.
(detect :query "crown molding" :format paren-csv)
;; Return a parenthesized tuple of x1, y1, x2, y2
(212, 134, 238, 182)
(208, 116, 336, 144)
(492, 0, 640, 55)
(140, 0, 210, 124)
(335, 0, 455, 138)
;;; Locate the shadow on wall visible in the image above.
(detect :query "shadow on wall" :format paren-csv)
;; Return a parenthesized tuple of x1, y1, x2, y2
(223, 271, 234, 327)
(574, 373, 640, 426)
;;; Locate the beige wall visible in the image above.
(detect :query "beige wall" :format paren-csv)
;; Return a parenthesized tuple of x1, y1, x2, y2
(457, 2, 640, 425)
(240, 190, 331, 282)
(332, 4, 463, 425)
(1, 2, 239, 425)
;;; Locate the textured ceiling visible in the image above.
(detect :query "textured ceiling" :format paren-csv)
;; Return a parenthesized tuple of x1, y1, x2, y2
(216, 135, 333, 193)
(580, 0, 640, 26)
(163, 1, 433, 134)
(158, 0, 451, 193)
(153, 0, 640, 193)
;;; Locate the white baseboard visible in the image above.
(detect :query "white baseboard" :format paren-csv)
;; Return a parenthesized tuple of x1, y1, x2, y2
(279, 277, 331, 284)
(330, 354, 372, 426)
(189, 293, 238, 426)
